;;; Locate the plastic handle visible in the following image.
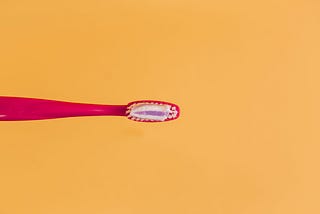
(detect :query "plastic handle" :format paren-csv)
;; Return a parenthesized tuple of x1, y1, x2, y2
(0, 97, 127, 121)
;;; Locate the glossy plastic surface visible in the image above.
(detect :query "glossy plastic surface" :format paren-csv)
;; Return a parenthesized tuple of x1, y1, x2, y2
(0, 97, 126, 121)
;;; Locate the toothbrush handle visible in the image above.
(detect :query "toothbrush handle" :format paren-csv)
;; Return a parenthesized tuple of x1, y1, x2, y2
(0, 96, 127, 121)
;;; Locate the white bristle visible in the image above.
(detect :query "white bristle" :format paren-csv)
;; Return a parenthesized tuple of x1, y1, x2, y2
(127, 101, 179, 122)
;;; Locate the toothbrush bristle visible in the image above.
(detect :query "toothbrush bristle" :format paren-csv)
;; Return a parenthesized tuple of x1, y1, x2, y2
(126, 100, 180, 122)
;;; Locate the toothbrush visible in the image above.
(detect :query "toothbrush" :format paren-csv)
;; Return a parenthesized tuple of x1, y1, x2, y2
(0, 96, 180, 122)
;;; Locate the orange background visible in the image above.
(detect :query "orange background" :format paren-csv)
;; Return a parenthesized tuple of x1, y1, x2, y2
(1, 1, 320, 214)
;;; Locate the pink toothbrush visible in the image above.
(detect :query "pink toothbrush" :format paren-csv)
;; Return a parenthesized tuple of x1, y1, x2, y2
(0, 97, 180, 122)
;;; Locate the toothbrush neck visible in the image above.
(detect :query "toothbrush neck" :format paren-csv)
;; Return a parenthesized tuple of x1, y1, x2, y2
(80, 104, 127, 116)
(34, 102, 128, 117)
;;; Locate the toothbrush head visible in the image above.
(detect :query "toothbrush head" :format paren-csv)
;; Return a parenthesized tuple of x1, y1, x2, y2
(126, 100, 180, 122)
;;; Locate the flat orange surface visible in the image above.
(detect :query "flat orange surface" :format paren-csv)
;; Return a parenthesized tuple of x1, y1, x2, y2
(1, 1, 320, 213)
